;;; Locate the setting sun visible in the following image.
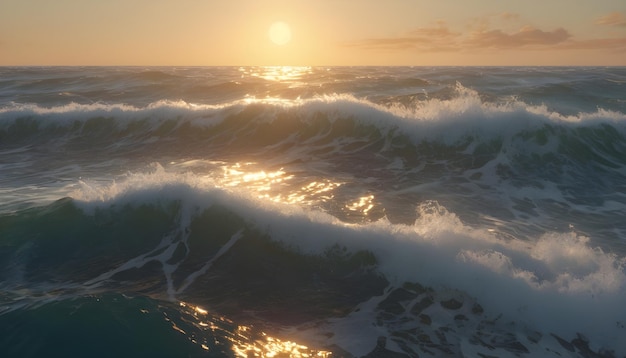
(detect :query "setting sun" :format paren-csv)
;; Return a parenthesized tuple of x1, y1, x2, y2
(268, 21, 292, 46)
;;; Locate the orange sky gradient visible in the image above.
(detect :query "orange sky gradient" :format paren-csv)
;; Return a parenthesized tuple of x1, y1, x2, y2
(1, 0, 625, 66)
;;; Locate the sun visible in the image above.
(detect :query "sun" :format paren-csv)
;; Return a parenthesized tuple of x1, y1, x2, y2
(268, 21, 292, 46)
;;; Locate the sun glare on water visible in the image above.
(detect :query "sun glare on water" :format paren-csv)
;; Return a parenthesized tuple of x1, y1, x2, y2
(219, 162, 342, 206)
(177, 302, 332, 357)
(268, 21, 292, 45)
(240, 65, 312, 82)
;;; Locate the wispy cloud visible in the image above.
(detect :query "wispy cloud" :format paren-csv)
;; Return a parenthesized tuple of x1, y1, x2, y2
(345, 21, 461, 52)
(561, 37, 626, 51)
(345, 23, 572, 51)
(595, 12, 626, 27)
(345, 15, 626, 53)
(467, 26, 571, 48)
(499, 12, 521, 22)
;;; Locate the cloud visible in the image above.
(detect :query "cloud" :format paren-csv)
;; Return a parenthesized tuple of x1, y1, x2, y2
(345, 18, 626, 54)
(560, 37, 626, 51)
(595, 12, 626, 27)
(344, 23, 572, 52)
(345, 21, 461, 52)
(467, 26, 571, 48)
(407, 20, 458, 39)
(499, 12, 521, 21)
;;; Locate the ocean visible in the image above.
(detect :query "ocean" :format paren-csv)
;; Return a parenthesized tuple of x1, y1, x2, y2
(1, 66, 625, 357)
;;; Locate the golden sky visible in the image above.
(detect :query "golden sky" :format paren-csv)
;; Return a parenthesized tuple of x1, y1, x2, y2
(1, 0, 625, 66)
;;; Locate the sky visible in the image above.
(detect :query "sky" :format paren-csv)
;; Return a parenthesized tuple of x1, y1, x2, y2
(1, 0, 625, 66)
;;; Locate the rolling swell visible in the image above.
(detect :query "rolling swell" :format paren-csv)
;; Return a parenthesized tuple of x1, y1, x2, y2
(1, 92, 625, 163)
(2, 175, 626, 356)
(0, 191, 386, 355)
(0, 195, 386, 323)
(2, 92, 625, 219)
(2, 90, 625, 234)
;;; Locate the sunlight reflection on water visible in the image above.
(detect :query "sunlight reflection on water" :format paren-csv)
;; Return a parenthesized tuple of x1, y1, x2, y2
(220, 162, 342, 208)
(177, 302, 332, 357)
(240, 66, 313, 83)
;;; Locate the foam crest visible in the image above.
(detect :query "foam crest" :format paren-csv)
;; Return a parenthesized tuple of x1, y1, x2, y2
(0, 100, 234, 129)
(72, 163, 219, 210)
(0, 99, 227, 115)
(3, 88, 625, 143)
(253, 86, 626, 149)
(532, 232, 626, 292)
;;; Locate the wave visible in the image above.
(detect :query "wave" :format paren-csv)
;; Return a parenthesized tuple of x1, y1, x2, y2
(2, 86, 625, 159)
(2, 87, 625, 215)
(2, 168, 625, 355)
(3, 87, 625, 218)
(2, 84, 625, 128)
(2, 87, 625, 243)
